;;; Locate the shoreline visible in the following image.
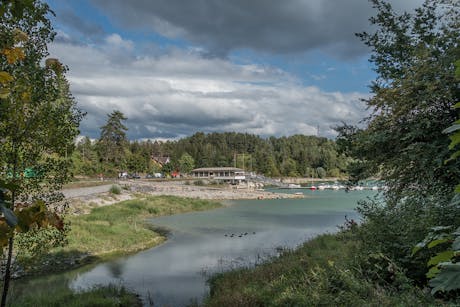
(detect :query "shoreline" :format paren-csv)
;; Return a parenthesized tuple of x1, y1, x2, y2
(17, 182, 303, 278)
(66, 180, 303, 215)
(17, 196, 222, 278)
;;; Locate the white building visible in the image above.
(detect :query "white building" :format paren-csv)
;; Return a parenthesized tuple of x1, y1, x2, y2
(190, 167, 245, 183)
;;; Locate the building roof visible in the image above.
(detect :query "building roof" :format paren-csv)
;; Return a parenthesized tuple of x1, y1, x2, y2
(151, 156, 170, 165)
(191, 167, 244, 172)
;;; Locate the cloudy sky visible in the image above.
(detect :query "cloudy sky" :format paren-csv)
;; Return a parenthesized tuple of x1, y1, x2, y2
(44, 0, 424, 140)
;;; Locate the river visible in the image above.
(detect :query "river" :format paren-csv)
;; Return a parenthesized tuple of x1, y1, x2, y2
(11, 189, 374, 306)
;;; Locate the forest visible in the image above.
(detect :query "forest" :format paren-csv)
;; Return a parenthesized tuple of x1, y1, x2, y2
(71, 122, 350, 178)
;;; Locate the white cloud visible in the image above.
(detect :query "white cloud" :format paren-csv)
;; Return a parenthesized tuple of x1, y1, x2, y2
(49, 33, 370, 140)
(105, 33, 134, 51)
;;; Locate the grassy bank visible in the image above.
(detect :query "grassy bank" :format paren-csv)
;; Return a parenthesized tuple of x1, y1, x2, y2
(4, 196, 220, 306)
(65, 195, 221, 256)
(22, 196, 221, 275)
(204, 232, 448, 307)
(9, 284, 142, 307)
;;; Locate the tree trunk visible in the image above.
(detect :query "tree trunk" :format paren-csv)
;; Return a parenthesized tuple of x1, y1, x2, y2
(1, 179, 16, 307)
(1, 236, 14, 307)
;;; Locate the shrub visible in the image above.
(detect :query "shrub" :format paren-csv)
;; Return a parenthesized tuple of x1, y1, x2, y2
(109, 184, 122, 195)
(194, 180, 204, 186)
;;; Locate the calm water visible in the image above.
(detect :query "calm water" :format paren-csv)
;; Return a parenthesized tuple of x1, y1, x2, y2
(13, 189, 373, 306)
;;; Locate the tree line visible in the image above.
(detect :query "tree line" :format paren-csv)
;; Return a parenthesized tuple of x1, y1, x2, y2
(72, 114, 350, 178)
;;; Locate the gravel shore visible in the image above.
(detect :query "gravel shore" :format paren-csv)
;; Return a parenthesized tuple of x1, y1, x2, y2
(64, 180, 303, 214)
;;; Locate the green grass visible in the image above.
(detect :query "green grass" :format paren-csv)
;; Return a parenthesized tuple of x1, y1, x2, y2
(64, 195, 221, 256)
(204, 232, 448, 307)
(20, 196, 221, 275)
(8, 283, 142, 307)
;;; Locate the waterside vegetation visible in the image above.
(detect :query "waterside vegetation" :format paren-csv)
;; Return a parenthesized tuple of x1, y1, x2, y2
(17, 196, 222, 276)
(8, 283, 142, 307)
(205, 232, 445, 306)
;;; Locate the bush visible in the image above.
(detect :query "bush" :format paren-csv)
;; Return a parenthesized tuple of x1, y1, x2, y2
(109, 184, 122, 194)
(205, 232, 436, 307)
(194, 180, 205, 186)
(355, 195, 460, 283)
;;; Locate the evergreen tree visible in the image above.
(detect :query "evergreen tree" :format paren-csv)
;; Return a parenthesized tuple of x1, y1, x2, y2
(97, 110, 128, 172)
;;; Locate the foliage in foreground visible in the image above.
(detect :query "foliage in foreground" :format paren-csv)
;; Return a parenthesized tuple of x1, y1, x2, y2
(335, 0, 460, 297)
(7, 283, 141, 307)
(412, 221, 460, 295)
(1, 0, 83, 305)
(205, 232, 445, 307)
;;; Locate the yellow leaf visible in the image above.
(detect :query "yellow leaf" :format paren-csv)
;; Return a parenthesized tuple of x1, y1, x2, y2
(2, 47, 25, 64)
(0, 71, 13, 84)
(21, 90, 31, 102)
(45, 58, 63, 74)
(13, 29, 28, 43)
(0, 88, 10, 99)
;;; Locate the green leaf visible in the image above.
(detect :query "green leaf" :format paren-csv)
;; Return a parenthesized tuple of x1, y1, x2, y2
(428, 251, 454, 267)
(428, 238, 450, 249)
(412, 245, 423, 256)
(427, 265, 441, 279)
(0, 205, 18, 227)
(449, 132, 460, 149)
(429, 262, 460, 294)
